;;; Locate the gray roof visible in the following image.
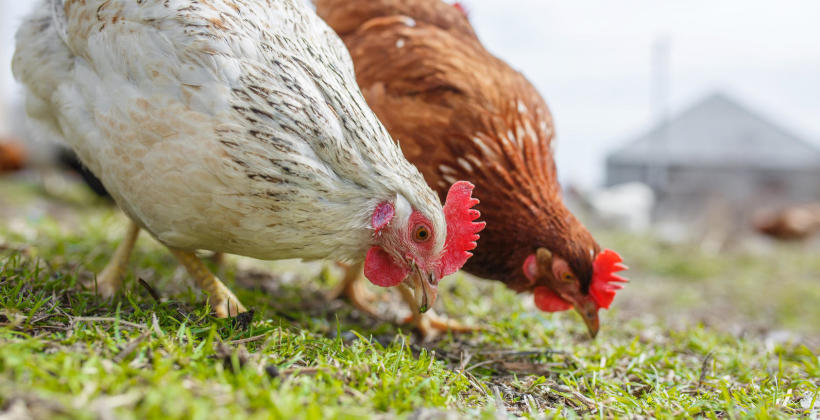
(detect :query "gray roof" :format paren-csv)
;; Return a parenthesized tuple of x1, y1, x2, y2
(608, 93, 820, 170)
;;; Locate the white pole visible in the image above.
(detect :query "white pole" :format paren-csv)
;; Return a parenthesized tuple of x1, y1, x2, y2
(651, 37, 671, 126)
(648, 36, 672, 191)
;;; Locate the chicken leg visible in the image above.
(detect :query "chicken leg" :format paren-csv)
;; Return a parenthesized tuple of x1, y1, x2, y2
(325, 262, 381, 317)
(398, 286, 481, 340)
(95, 220, 141, 297)
(169, 248, 246, 318)
(329, 263, 480, 338)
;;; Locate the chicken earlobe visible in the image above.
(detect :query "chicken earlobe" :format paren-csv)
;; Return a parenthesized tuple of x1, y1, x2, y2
(364, 200, 407, 287)
(524, 248, 573, 313)
(522, 247, 553, 288)
(371, 201, 395, 234)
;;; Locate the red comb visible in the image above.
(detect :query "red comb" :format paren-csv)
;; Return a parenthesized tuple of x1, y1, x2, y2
(437, 181, 484, 278)
(453, 2, 469, 17)
(589, 249, 628, 309)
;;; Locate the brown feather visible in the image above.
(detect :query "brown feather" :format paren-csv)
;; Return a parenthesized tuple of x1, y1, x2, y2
(316, 0, 600, 292)
(315, 0, 477, 40)
(0, 141, 25, 172)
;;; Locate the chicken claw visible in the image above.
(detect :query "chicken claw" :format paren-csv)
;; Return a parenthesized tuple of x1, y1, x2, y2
(325, 262, 381, 318)
(398, 286, 482, 341)
(95, 221, 140, 298)
(328, 263, 479, 337)
(169, 249, 246, 318)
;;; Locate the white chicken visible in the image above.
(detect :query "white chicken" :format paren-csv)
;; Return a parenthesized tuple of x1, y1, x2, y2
(13, 0, 483, 317)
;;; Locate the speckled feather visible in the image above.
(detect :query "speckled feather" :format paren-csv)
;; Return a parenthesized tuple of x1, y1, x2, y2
(13, 0, 445, 262)
(316, 0, 601, 291)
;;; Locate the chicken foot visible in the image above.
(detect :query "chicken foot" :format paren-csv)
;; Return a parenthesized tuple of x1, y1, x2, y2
(325, 262, 382, 318)
(95, 220, 141, 298)
(169, 249, 247, 318)
(398, 286, 482, 340)
(328, 263, 480, 338)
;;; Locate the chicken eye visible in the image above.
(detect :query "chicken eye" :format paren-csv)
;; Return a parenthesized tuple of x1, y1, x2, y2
(562, 273, 574, 282)
(413, 225, 431, 242)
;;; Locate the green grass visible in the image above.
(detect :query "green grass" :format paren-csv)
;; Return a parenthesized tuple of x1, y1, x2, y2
(1, 177, 819, 419)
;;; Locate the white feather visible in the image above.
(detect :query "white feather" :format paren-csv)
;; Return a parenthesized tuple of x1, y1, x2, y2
(13, 0, 445, 263)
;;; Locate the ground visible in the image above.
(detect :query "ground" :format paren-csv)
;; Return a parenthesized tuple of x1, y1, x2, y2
(0, 175, 818, 419)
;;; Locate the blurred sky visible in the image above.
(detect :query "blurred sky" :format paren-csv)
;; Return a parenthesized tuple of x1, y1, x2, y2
(2, 0, 819, 186)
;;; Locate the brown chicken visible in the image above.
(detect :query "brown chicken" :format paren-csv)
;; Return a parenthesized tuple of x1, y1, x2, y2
(0, 140, 25, 172)
(316, 0, 626, 337)
(753, 203, 820, 240)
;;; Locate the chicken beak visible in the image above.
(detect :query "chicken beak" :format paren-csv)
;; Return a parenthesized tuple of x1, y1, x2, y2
(574, 300, 600, 339)
(407, 263, 437, 314)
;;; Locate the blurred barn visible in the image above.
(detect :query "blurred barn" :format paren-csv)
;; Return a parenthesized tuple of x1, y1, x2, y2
(605, 92, 820, 241)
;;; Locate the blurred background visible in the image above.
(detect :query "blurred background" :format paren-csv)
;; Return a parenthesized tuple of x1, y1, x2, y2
(2, 0, 819, 244)
(0, 1, 818, 342)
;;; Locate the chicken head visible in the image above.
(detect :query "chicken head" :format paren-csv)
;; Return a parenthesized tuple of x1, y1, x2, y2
(364, 181, 484, 312)
(524, 248, 628, 337)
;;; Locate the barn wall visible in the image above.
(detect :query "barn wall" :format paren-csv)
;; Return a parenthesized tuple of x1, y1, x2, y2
(605, 162, 647, 187)
(663, 166, 820, 204)
(605, 161, 820, 214)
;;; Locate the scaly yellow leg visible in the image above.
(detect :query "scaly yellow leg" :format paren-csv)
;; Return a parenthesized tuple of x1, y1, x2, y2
(399, 286, 482, 341)
(325, 262, 381, 317)
(95, 220, 140, 298)
(169, 248, 246, 318)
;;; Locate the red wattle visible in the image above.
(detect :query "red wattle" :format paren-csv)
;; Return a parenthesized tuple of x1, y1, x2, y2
(533, 286, 572, 312)
(364, 246, 408, 287)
